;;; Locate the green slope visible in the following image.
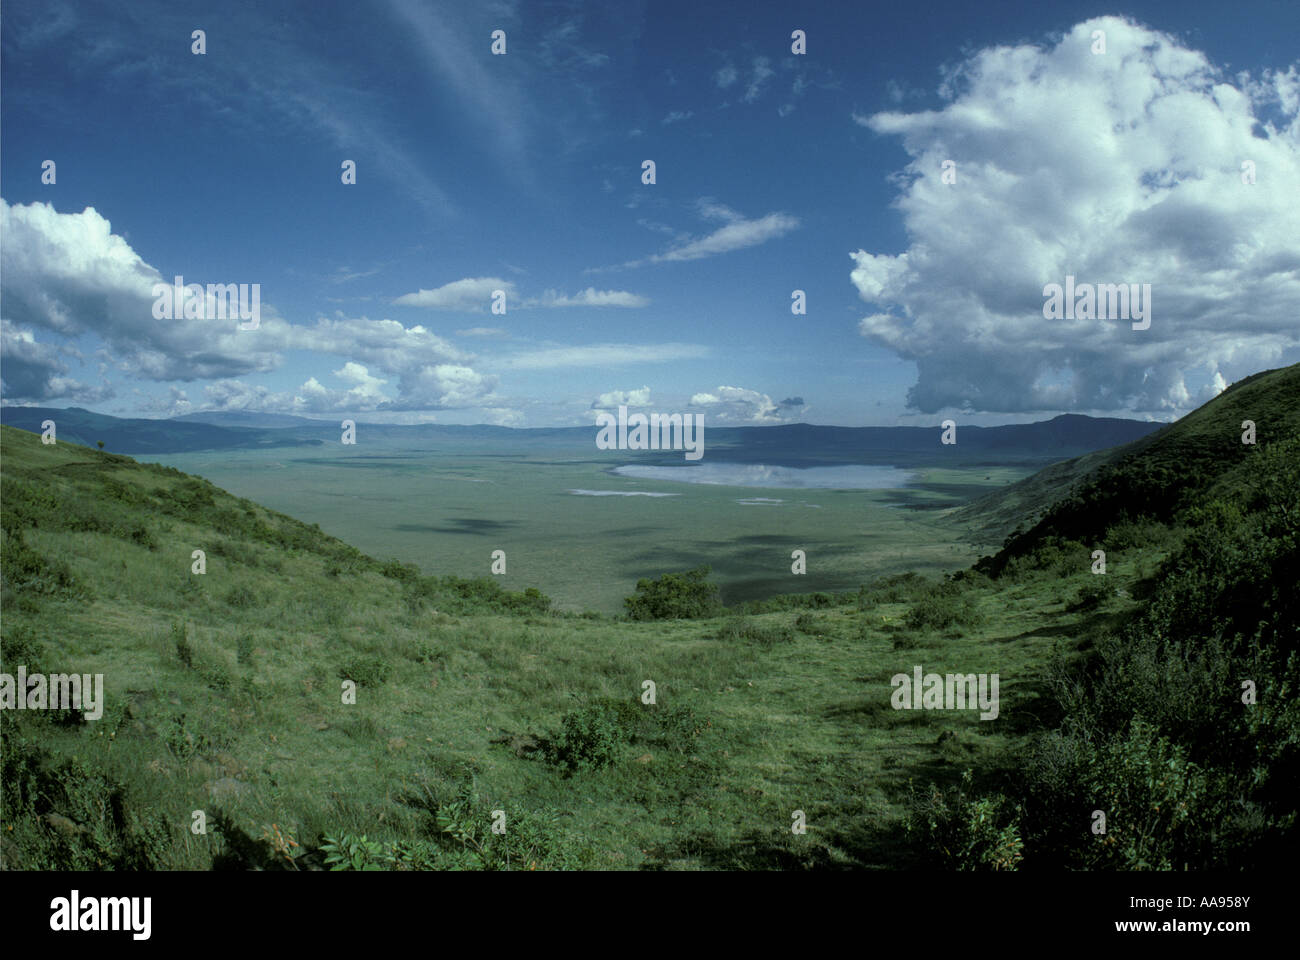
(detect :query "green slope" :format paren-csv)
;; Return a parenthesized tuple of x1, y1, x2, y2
(970, 363, 1300, 573)
(2, 358, 1295, 872)
(0, 425, 1054, 870)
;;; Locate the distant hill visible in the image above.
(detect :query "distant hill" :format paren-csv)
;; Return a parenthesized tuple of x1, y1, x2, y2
(969, 363, 1300, 573)
(693, 414, 1162, 467)
(0, 406, 320, 454)
(172, 411, 325, 429)
(2, 405, 1162, 463)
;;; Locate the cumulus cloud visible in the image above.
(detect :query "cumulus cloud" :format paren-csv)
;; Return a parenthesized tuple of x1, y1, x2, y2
(688, 385, 786, 423)
(0, 200, 287, 396)
(0, 317, 112, 402)
(662, 110, 693, 125)
(0, 200, 496, 410)
(850, 16, 1300, 415)
(200, 359, 494, 415)
(591, 385, 651, 409)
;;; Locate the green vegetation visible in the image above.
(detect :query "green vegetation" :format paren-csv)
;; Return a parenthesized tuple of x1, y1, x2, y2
(1, 363, 1295, 870)
(624, 565, 721, 620)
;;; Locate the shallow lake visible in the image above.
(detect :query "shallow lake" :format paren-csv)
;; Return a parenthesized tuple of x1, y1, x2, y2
(611, 462, 918, 489)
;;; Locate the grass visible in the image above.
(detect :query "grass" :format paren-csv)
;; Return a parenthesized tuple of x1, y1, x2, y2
(2, 364, 1295, 871)
(2, 423, 1128, 869)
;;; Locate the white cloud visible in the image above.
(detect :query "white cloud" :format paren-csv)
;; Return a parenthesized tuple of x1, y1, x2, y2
(393, 277, 514, 311)
(455, 326, 509, 338)
(592, 385, 651, 408)
(715, 64, 738, 89)
(530, 287, 649, 308)
(396, 279, 647, 310)
(496, 342, 708, 370)
(478, 406, 525, 427)
(688, 385, 785, 423)
(0, 200, 285, 391)
(850, 16, 1300, 415)
(652, 211, 799, 263)
(0, 200, 496, 410)
(744, 57, 775, 103)
(662, 110, 694, 125)
(696, 199, 742, 223)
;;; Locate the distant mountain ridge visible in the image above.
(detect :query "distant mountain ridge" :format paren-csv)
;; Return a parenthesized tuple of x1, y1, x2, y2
(1, 405, 1163, 462)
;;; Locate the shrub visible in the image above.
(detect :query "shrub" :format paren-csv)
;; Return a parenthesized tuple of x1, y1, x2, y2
(337, 655, 392, 688)
(165, 712, 211, 760)
(426, 784, 597, 869)
(1080, 719, 1223, 870)
(794, 612, 820, 633)
(1067, 580, 1111, 611)
(734, 589, 850, 614)
(624, 566, 721, 621)
(380, 558, 421, 582)
(0, 530, 78, 597)
(0, 624, 46, 673)
(905, 590, 983, 632)
(857, 572, 928, 609)
(321, 833, 390, 871)
(905, 769, 1023, 870)
(404, 575, 552, 617)
(544, 703, 628, 774)
(0, 729, 172, 869)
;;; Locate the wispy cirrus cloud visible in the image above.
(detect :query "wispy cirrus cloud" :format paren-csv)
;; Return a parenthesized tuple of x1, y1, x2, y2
(601, 201, 800, 270)
(650, 211, 799, 263)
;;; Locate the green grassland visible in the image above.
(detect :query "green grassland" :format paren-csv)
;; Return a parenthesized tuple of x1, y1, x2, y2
(1, 364, 1296, 871)
(138, 442, 1026, 614)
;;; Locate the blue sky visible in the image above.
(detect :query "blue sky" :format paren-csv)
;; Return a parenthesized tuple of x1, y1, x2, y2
(2, 0, 1298, 426)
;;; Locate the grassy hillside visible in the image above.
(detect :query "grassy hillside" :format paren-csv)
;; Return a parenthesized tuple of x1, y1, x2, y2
(971, 363, 1300, 573)
(957, 365, 1300, 870)
(2, 353, 1295, 871)
(0, 424, 1064, 869)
